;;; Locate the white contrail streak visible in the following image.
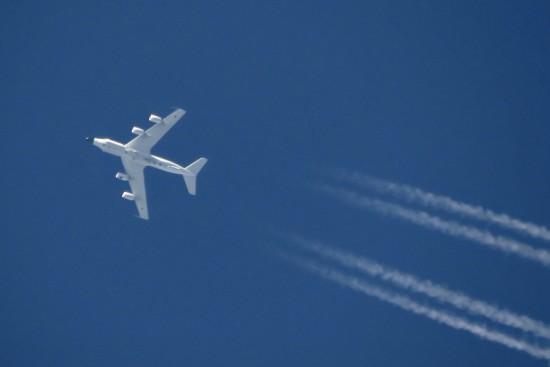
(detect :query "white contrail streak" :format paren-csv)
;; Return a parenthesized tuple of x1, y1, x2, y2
(291, 257, 550, 361)
(282, 233, 550, 339)
(326, 168, 550, 243)
(311, 183, 550, 267)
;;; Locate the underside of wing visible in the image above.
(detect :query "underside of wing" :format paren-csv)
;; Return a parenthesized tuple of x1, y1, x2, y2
(125, 108, 186, 154)
(121, 157, 149, 220)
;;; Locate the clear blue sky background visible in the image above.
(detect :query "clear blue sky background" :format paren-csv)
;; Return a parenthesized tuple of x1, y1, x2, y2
(2, 1, 550, 366)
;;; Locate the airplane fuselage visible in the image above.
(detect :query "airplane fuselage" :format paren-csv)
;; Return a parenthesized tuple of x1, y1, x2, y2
(91, 138, 192, 176)
(86, 108, 207, 220)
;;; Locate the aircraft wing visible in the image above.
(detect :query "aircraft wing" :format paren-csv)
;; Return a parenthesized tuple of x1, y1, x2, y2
(121, 157, 149, 220)
(125, 109, 186, 154)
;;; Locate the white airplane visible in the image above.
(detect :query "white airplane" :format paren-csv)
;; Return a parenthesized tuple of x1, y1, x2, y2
(86, 108, 207, 220)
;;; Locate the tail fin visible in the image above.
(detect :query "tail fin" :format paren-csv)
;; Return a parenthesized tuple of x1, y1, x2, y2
(183, 157, 208, 195)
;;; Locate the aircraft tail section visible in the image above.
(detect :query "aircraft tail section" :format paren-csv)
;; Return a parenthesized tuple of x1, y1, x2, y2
(183, 157, 208, 195)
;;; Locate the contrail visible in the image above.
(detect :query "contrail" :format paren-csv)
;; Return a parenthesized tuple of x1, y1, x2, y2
(311, 183, 550, 267)
(290, 256, 550, 361)
(281, 233, 550, 340)
(325, 168, 550, 243)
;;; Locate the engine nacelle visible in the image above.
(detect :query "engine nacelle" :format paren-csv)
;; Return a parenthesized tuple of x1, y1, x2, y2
(132, 126, 145, 136)
(122, 192, 135, 201)
(149, 114, 163, 124)
(115, 172, 129, 181)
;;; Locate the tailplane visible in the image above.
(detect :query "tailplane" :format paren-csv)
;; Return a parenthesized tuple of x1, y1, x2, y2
(183, 157, 208, 195)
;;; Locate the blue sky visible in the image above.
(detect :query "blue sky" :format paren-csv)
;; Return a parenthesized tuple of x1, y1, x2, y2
(2, 1, 550, 366)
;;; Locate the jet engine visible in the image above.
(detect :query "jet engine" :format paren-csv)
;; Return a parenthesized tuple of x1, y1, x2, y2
(132, 126, 145, 136)
(122, 192, 135, 201)
(115, 172, 129, 181)
(149, 114, 163, 124)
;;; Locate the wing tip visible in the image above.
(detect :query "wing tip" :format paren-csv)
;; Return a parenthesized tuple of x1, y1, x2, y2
(170, 106, 186, 114)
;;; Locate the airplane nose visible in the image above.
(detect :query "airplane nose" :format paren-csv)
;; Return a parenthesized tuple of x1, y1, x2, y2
(85, 137, 94, 144)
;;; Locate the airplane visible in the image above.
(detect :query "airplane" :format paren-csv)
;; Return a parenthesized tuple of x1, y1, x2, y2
(86, 108, 207, 220)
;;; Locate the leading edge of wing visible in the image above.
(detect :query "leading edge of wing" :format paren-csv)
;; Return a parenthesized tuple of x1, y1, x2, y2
(121, 157, 149, 220)
(125, 108, 186, 154)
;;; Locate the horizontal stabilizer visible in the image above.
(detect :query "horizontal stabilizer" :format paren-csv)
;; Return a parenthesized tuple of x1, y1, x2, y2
(183, 158, 208, 195)
(186, 158, 207, 175)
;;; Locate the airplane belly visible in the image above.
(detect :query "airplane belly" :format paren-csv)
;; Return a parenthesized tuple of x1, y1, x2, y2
(89, 107, 206, 220)
(134, 155, 169, 171)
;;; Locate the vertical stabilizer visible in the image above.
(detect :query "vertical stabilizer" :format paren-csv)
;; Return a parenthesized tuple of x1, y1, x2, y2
(183, 158, 208, 195)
